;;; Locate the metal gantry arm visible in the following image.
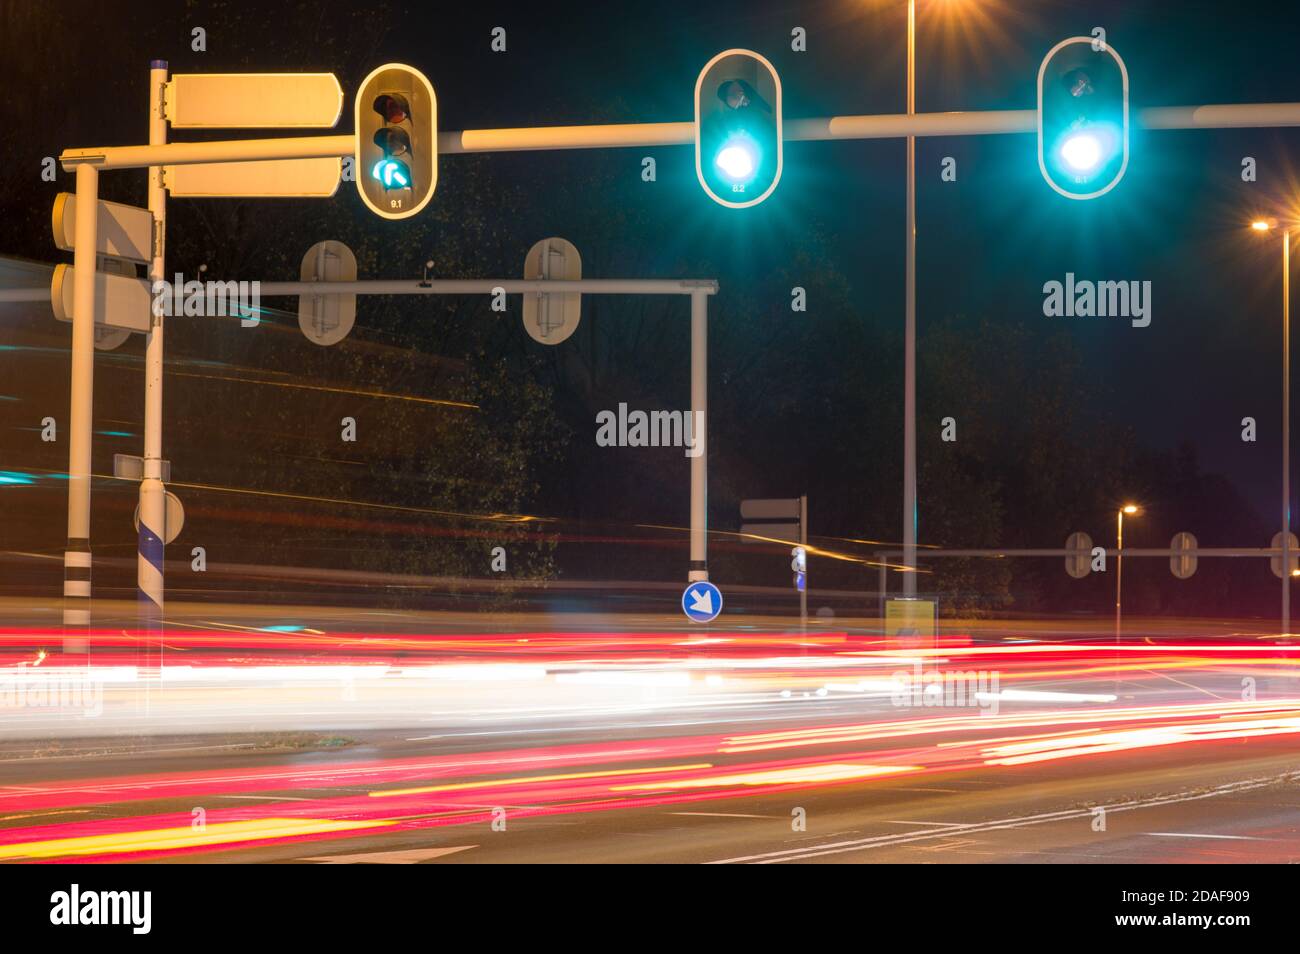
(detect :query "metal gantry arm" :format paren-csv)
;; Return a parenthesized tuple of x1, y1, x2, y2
(255, 278, 717, 583)
(58, 102, 1300, 170)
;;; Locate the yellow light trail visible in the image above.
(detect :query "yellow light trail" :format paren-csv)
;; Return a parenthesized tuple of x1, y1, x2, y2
(167, 369, 479, 410)
(635, 523, 924, 571)
(369, 763, 716, 797)
(610, 763, 920, 791)
(113, 476, 556, 525)
(0, 817, 396, 860)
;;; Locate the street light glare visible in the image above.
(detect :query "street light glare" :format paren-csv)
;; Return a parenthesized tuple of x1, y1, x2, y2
(1122, 505, 1139, 514)
(1060, 132, 1103, 172)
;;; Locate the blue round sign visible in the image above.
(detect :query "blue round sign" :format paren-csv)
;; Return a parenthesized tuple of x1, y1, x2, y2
(681, 581, 723, 623)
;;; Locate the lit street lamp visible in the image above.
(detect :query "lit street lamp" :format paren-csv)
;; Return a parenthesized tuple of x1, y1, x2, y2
(1250, 216, 1294, 634)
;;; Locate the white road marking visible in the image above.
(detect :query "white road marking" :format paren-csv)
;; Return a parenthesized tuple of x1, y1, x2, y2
(304, 845, 477, 864)
(880, 820, 964, 827)
(708, 770, 1300, 863)
(1144, 832, 1265, 841)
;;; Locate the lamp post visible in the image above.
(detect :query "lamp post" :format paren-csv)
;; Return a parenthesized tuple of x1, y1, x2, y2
(1115, 504, 1140, 643)
(902, 0, 918, 595)
(1251, 217, 1293, 634)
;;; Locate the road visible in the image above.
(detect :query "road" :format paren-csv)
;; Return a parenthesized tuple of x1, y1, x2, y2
(0, 599, 1296, 863)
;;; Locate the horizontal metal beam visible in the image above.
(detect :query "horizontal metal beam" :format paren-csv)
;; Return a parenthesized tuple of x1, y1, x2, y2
(876, 548, 1283, 558)
(59, 102, 1300, 169)
(0, 288, 48, 302)
(61, 135, 354, 171)
(257, 278, 718, 296)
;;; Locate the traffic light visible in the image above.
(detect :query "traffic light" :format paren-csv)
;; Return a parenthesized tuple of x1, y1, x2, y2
(695, 49, 783, 208)
(355, 63, 437, 220)
(1037, 37, 1129, 199)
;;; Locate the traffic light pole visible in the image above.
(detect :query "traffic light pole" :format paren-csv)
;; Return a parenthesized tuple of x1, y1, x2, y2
(902, 0, 918, 597)
(689, 289, 709, 582)
(1284, 228, 1291, 636)
(63, 162, 98, 642)
(139, 60, 168, 638)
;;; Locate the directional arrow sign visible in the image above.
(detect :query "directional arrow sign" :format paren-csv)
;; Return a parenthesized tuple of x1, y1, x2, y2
(681, 581, 723, 623)
(52, 194, 153, 264)
(164, 73, 343, 128)
(164, 158, 341, 198)
(51, 264, 151, 333)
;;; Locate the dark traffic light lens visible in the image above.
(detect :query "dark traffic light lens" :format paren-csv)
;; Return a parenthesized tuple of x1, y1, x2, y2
(373, 127, 411, 158)
(372, 93, 411, 125)
(1063, 69, 1093, 98)
(718, 80, 750, 110)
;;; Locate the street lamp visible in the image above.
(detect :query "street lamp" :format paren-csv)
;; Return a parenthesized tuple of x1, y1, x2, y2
(900, 0, 977, 596)
(1115, 503, 1140, 643)
(1250, 216, 1294, 634)
(902, 0, 919, 594)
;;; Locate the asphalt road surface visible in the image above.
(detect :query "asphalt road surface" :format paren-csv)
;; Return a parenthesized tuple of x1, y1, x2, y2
(1, 600, 1295, 863)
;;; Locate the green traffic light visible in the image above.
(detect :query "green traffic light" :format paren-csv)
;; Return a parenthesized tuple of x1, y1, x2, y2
(1037, 38, 1129, 200)
(370, 157, 411, 190)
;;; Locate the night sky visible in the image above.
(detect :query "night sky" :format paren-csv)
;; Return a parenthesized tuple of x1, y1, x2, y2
(3, 0, 1300, 612)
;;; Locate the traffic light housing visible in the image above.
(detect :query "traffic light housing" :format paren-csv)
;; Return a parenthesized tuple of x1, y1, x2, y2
(355, 63, 437, 219)
(1037, 37, 1129, 200)
(695, 49, 783, 208)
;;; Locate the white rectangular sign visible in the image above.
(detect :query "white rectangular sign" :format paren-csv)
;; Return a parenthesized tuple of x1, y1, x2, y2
(740, 498, 802, 520)
(164, 158, 341, 198)
(51, 264, 152, 332)
(165, 73, 343, 128)
(52, 194, 154, 264)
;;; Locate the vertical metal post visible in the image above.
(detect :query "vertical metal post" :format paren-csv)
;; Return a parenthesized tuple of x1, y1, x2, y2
(902, 0, 919, 596)
(878, 556, 887, 621)
(63, 162, 99, 643)
(139, 61, 168, 633)
(799, 494, 808, 626)
(1284, 228, 1292, 635)
(688, 290, 708, 581)
(1114, 509, 1124, 643)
